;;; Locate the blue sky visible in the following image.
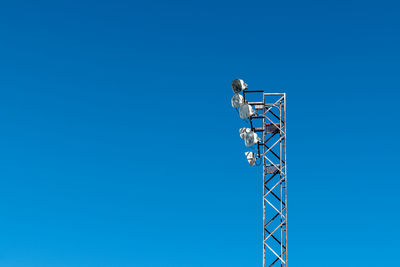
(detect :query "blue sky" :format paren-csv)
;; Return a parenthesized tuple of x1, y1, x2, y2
(0, 0, 399, 266)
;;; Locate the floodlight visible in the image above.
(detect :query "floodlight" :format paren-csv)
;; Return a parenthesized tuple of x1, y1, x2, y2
(239, 103, 255, 119)
(239, 128, 259, 146)
(232, 79, 248, 94)
(245, 151, 256, 166)
(231, 94, 244, 108)
(244, 131, 260, 147)
(239, 127, 251, 139)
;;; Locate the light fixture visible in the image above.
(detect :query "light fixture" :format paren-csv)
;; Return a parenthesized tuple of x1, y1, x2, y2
(245, 151, 256, 166)
(244, 131, 260, 147)
(232, 79, 248, 94)
(231, 94, 244, 108)
(239, 127, 251, 139)
(239, 103, 255, 119)
(239, 128, 260, 147)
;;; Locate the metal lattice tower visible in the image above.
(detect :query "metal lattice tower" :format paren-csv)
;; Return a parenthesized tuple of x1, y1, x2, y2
(241, 90, 287, 267)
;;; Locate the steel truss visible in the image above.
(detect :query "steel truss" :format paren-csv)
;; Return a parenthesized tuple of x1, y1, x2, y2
(243, 91, 287, 267)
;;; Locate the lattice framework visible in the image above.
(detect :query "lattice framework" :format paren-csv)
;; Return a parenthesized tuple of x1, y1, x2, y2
(242, 91, 287, 267)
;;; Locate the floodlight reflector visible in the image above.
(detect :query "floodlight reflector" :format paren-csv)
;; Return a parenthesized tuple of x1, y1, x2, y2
(232, 79, 248, 94)
(245, 151, 256, 166)
(239, 127, 251, 139)
(239, 103, 255, 119)
(231, 94, 244, 108)
(244, 131, 260, 147)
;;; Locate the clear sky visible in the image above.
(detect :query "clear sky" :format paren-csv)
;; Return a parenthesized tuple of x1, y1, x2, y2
(0, 0, 399, 266)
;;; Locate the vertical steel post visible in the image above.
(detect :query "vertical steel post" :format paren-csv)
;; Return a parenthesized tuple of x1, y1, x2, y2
(262, 92, 266, 267)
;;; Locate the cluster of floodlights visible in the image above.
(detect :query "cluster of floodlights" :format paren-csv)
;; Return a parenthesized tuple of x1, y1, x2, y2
(231, 78, 260, 166)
